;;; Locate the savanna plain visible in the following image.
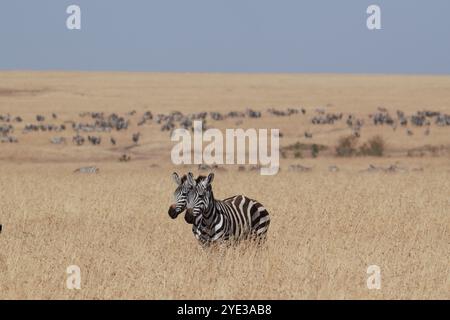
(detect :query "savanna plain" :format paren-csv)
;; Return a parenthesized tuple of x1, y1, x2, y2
(0, 72, 449, 299)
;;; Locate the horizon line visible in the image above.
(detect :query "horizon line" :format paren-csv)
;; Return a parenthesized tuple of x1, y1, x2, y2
(1, 69, 450, 77)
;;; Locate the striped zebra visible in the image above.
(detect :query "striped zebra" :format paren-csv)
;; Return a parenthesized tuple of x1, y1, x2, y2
(73, 166, 99, 174)
(185, 172, 270, 246)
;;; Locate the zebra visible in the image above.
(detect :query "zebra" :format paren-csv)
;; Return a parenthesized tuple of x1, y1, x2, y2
(88, 135, 101, 145)
(72, 134, 85, 146)
(73, 166, 99, 174)
(50, 136, 66, 145)
(185, 172, 270, 246)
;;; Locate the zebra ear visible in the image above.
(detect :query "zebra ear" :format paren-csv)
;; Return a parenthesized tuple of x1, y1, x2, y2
(172, 172, 181, 185)
(187, 172, 196, 186)
(205, 173, 214, 186)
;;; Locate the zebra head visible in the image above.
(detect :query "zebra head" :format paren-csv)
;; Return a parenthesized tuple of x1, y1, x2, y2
(168, 172, 193, 220)
(186, 172, 214, 219)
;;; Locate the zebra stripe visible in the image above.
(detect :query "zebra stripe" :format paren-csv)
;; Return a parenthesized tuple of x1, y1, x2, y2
(73, 166, 99, 174)
(168, 172, 203, 223)
(186, 173, 270, 246)
(168, 172, 191, 220)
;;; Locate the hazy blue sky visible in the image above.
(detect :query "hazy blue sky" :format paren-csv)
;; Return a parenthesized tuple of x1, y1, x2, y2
(1, 0, 449, 74)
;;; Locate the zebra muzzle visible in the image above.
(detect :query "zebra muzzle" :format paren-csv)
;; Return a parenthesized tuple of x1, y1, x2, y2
(168, 205, 179, 219)
(184, 210, 195, 224)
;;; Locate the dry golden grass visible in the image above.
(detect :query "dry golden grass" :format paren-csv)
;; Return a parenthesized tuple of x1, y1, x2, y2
(0, 72, 449, 299)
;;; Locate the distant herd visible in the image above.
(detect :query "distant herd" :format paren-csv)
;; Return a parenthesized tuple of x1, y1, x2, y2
(1, 106, 449, 146)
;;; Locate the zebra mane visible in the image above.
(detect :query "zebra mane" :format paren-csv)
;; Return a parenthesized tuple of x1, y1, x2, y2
(179, 174, 206, 186)
(184, 173, 211, 188)
(196, 175, 207, 183)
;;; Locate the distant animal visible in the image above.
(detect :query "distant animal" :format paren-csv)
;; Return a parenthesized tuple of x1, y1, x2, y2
(0, 124, 14, 135)
(87, 135, 101, 145)
(436, 114, 450, 126)
(329, 165, 339, 172)
(0, 136, 18, 143)
(50, 137, 66, 145)
(198, 164, 224, 171)
(73, 166, 99, 174)
(289, 164, 312, 172)
(143, 111, 153, 120)
(315, 107, 326, 114)
(119, 154, 130, 162)
(132, 132, 140, 144)
(246, 109, 261, 118)
(210, 112, 224, 121)
(185, 173, 270, 246)
(72, 135, 85, 146)
(304, 131, 313, 138)
(110, 137, 116, 145)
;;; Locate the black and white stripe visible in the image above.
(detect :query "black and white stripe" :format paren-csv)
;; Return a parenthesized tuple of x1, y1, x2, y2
(168, 172, 192, 222)
(186, 173, 270, 246)
(168, 172, 202, 224)
(73, 166, 99, 174)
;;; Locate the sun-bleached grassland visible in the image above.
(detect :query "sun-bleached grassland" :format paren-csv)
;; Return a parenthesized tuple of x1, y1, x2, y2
(0, 163, 448, 299)
(0, 72, 449, 299)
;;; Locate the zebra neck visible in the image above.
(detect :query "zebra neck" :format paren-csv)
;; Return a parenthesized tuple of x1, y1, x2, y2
(202, 193, 219, 224)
